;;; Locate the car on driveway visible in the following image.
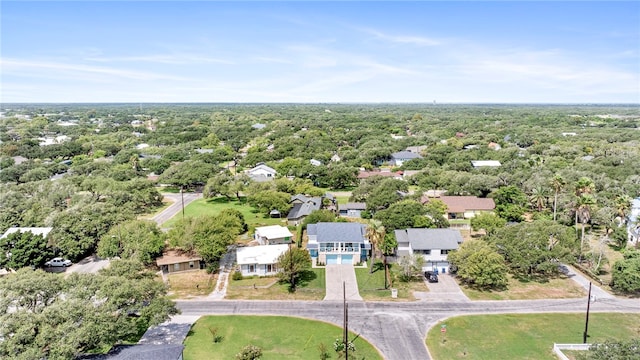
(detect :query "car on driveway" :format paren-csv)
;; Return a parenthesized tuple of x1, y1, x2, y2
(425, 271, 439, 283)
(45, 257, 72, 267)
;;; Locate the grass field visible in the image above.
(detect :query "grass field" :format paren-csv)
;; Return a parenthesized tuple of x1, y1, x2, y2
(225, 268, 326, 300)
(460, 274, 587, 300)
(183, 316, 383, 360)
(166, 270, 216, 299)
(355, 264, 428, 301)
(426, 313, 640, 360)
(162, 196, 286, 228)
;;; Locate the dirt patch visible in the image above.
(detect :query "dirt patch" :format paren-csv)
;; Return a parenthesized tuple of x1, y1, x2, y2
(167, 270, 217, 299)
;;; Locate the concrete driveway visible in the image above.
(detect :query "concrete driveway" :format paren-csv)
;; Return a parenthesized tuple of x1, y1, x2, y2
(415, 273, 469, 302)
(325, 264, 362, 301)
(67, 255, 110, 274)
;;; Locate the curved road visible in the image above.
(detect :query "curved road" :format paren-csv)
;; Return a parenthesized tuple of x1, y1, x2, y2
(176, 298, 640, 360)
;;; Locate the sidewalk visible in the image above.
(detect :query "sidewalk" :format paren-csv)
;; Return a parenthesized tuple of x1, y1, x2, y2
(560, 264, 614, 300)
(207, 245, 237, 300)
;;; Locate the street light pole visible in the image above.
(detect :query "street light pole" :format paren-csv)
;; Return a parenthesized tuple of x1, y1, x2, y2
(583, 281, 592, 344)
(181, 186, 185, 219)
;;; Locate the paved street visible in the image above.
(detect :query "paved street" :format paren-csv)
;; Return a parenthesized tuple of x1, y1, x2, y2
(324, 264, 362, 301)
(152, 192, 202, 227)
(176, 298, 640, 360)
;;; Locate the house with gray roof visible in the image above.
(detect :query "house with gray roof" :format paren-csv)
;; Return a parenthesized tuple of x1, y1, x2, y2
(389, 151, 422, 166)
(394, 228, 463, 273)
(287, 195, 323, 225)
(338, 202, 366, 218)
(306, 222, 370, 265)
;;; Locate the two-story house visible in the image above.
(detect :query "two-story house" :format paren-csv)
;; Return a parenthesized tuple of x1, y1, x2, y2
(306, 222, 370, 265)
(394, 228, 463, 274)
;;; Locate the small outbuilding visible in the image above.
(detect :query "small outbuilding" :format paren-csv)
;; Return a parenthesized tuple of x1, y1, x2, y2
(156, 251, 203, 273)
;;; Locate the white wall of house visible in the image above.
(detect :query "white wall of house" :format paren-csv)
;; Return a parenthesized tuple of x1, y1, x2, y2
(240, 263, 279, 277)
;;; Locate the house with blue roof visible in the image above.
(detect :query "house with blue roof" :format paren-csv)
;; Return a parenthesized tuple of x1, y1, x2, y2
(306, 222, 371, 265)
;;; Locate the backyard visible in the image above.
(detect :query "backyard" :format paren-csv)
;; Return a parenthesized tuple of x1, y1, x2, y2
(183, 315, 383, 360)
(426, 313, 640, 360)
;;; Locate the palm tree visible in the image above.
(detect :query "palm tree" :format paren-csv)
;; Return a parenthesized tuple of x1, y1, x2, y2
(576, 194, 596, 263)
(530, 186, 549, 212)
(366, 220, 386, 274)
(615, 195, 632, 225)
(551, 174, 565, 221)
(574, 177, 595, 230)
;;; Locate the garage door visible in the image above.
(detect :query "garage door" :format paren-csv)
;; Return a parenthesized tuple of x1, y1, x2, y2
(326, 255, 339, 265)
(341, 255, 354, 265)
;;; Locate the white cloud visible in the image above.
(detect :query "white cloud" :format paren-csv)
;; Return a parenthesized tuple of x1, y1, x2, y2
(362, 28, 440, 46)
(84, 53, 233, 65)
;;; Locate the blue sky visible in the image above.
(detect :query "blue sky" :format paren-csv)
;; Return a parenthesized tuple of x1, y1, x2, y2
(1, 1, 638, 103)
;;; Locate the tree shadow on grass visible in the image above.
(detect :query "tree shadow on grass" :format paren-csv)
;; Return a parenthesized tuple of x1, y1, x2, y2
(296, 270, 318, 287)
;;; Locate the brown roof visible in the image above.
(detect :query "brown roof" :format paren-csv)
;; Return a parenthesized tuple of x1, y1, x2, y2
(432, 196, 495, 213)
(155, 250, 202, 266)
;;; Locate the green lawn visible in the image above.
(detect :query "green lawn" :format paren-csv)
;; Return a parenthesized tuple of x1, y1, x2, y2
(460, 274, 586, 300)
(426, 313, 640, 360)
(183, 315, 383, 360)
(225, 268, 326, 300)
(355, 264, 427, 301)
(162, 197, 286, 228)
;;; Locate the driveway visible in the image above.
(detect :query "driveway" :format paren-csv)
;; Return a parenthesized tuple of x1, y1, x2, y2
(560, 264, 614, 300)
(67, 255, 110, 274)
(152, 192, 203, 227)
(415, 273, 469, 302)
(325, 264, 362, 301)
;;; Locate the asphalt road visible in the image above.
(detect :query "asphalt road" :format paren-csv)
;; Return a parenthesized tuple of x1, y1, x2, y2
(152, 192, 203, 227)
(176, 298, 640, 360)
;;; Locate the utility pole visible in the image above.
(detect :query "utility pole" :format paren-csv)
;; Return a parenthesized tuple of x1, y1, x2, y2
(583, 281, 592, 343)
(343, 281, 349, 360)
(181, 186, 185, 219)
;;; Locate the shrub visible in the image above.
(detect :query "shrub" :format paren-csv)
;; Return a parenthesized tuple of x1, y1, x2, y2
(232, 271, 244, 281)
(236, 344, 262, 360)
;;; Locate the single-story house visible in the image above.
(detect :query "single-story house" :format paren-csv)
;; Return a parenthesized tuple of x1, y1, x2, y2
(471, 160, 501, 168)
(254, 225, 293, 245)
(306, 222, 370, 265)
(394, 228, 463, 273)
(246, 163, 277, 182)
(428, 196, 496, 220)
(156, 251, 203, 273)
(338, 202, 367, 218)
(1, 227, 53, 240)
(389, 151, 422, 167)
(310, 159, 322, 166)
(236, 244, 289, 277)
(287, 195, 322, 225)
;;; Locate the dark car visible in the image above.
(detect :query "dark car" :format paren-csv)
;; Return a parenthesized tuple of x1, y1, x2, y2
(424, 271, 439, 283)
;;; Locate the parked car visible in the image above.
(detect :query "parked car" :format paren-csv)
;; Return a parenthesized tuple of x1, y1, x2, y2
(45, 257, 72, 267)
(425, 271, 439, 283)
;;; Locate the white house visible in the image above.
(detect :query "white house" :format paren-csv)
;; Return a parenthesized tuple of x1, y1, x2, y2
(394, 228, 463, 273)
(389, 151, 422, 167)
(246, 163, 277, 182)
(254, 225, 293, 245)
(471, 160, 502, 168)
(236, 244, 289, 277)
(306, 222, 370, 265)
(310, 159, 322, 166)
(1, 227, 53, 240)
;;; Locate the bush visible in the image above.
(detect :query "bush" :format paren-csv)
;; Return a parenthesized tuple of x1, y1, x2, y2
(232, 271, 244, 281)
(236, 344, 262, 360)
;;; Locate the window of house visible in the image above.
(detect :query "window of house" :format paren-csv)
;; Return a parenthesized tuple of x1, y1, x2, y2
(189, 261, 194, 268)
(441, 250, 450, 255)
(174, 263, 180, 271)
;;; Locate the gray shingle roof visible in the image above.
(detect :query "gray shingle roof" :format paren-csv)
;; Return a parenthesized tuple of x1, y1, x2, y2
(394, 228, 463, 250)
(391, 151, 422, 160)
(315, 222, 367, 243)
(339, 202, 366, 211)
(287, 197, 321, 219)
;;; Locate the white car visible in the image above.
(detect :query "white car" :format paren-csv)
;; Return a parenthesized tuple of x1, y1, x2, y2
(45, 257, 72, 267)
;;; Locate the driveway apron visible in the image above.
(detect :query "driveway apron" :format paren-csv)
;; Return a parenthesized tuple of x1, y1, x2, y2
(324, 264, 362, 301)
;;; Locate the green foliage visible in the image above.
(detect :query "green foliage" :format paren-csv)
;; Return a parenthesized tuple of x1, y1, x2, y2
(168, 212, 245, 264)
(610, 250, 640, 294)
(277, 247, 312, 291)
(470, 212, 507, 235)
(374, 199, 427, 231)
(232, 271, 244, 281)
(491, 186, 528, 222)
(97, 220, 165, 265)
(578, 339, 640, 360)
(0, 262, 177, 359)
(302, 209, 341, 229)
(158, 160, 219, 188)
(0, 231, 54, 269)
(247, 190, 292, 215)
(487, 220, 577, 279)
(448, 241, 508, 289)
(236, 344, 263, 360)
(396, 254, 425, 282)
